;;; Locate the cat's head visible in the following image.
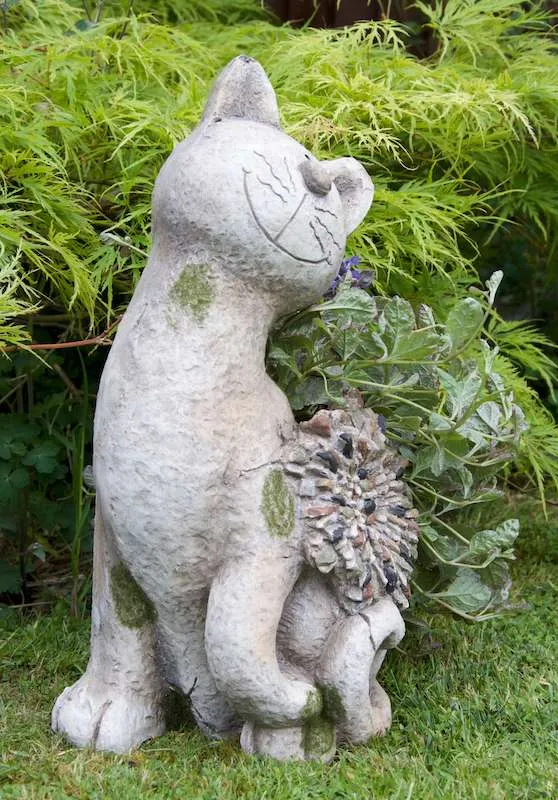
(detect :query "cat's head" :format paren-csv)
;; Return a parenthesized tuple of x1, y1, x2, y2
(152, 56, 373, 315)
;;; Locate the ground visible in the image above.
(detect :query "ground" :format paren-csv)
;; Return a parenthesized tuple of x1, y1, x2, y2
(1, 510, 557, 800)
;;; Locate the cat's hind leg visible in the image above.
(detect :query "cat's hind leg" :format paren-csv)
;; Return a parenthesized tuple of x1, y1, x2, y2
(52, 503, 167, 752)
(317, 596, 405, 743)
(154, 599, 241, 739)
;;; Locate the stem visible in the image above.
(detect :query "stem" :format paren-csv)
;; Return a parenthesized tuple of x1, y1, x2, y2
(15, 376, 28, 600)
(411, 581, 500, 622)
(421, 536, 502, 570)
(409, 478, 493, 509)
(118, 0, 134, 39)
(70, 352, 90, 616)
(2, 316, 122, 354)
(433, 514, 472, 545)
(94, 0, 105, 24)
(52, 363, 81, 397)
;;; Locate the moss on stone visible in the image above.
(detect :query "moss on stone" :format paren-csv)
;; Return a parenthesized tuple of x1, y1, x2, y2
(169, 264, 214, 323)
(318, 683, 346, 724)
(261, 469, 295, 538)
(110, 563, 156, 629)
(162, 686, 196, 731)
(301, 688, 323, 721)
(301, 715, 335, 760)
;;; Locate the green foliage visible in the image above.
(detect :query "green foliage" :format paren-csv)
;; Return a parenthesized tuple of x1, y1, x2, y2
(268, 270, 536, 618)
(1, 0, 558, 617)
(0, 352, 95, 601)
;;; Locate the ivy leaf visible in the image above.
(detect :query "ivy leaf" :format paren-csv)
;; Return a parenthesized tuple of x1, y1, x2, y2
(29, 542, 46, 562)
(457, 466, 473, 498)
(469, 519, 519, 558)
(476, 401, 502, 433)
(437, 367, 482, 419)
(417, 303, 436, 328)
(267, 346, 298, 370)
(421, 524, 465, 562)
(316, 283, 376, 324)
(0, 440, 27, 460)
(486, 271, 503, 306)
(0, 420, 39, 444)
(379, 297, 443, 361)
(0, 463, 30, 502)
(382, 296, 415, 332)
(446, 297, 483, 354)
(22, 441, 61, 474)
(435, 568, 492, 613)
(289, 376, 330, 410)
(388, 327, 443, 362)
(479, 560, 512, 605)
(429, 412, 452, 431)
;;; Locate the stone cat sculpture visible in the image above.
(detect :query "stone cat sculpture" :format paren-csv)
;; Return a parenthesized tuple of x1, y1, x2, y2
(52, 56, 418, 762)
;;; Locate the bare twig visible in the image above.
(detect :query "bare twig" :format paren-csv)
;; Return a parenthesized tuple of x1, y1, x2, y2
(2, 316, 122, 354)
(52, 363, 81, 396)
(506, 482, 558, 507)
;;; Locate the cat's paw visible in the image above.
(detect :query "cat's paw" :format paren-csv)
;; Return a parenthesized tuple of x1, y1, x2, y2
(52, 673, 165, 753)
(367, 680, 392, 737)
(241, 718, 336, 763)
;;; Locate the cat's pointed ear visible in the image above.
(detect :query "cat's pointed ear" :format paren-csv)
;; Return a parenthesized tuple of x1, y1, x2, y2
(201, 56, 281, 128)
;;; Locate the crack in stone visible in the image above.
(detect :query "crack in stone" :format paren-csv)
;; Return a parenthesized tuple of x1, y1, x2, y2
(91, 699, 113, 749)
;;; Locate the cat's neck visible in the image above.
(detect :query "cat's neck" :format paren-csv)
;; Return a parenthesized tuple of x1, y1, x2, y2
(126, 249, 280, 387)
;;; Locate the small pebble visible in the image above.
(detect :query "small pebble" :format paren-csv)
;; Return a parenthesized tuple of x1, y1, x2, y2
(298, 479, 317, 497)
(285, 463, 305, 478)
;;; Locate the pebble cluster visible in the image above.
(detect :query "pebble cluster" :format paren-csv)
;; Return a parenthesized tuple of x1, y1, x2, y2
(285, 404, 419, 614)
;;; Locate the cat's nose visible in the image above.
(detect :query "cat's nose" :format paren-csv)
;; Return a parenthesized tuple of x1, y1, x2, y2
(300, 158, 333, 196)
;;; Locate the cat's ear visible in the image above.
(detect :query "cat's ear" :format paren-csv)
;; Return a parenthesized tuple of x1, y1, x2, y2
(201, 56, 281, 128)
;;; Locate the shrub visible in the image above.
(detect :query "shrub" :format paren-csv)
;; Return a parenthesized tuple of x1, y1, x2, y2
(1, 0, 557, 617)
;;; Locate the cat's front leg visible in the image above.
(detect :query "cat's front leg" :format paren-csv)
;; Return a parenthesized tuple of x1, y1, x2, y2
(52, 502, 167, 752)
(205, 545, 323, 732)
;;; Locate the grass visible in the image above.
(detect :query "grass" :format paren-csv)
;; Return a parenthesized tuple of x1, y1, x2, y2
(1, 501, 557, 800)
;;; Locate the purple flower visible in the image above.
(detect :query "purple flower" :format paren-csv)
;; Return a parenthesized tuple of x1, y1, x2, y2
(324, 255, 374, 298)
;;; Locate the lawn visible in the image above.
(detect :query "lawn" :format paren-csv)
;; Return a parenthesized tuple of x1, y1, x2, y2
(1, 500, 557, 800)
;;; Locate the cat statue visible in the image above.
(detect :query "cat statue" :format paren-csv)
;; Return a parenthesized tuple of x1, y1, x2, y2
(52, 56, 418, 762)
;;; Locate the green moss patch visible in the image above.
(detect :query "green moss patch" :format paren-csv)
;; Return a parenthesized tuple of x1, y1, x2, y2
(317, 683, 346, 724)
(110, 563, 156, 629)
(169, 264, 214, 323)
(301, 715, 335, 760)
(300, 688, 322, 721)
(261, 469, 295, 538)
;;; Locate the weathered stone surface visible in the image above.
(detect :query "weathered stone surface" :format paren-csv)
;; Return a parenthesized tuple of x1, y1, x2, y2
(51, 56, 417, 764)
